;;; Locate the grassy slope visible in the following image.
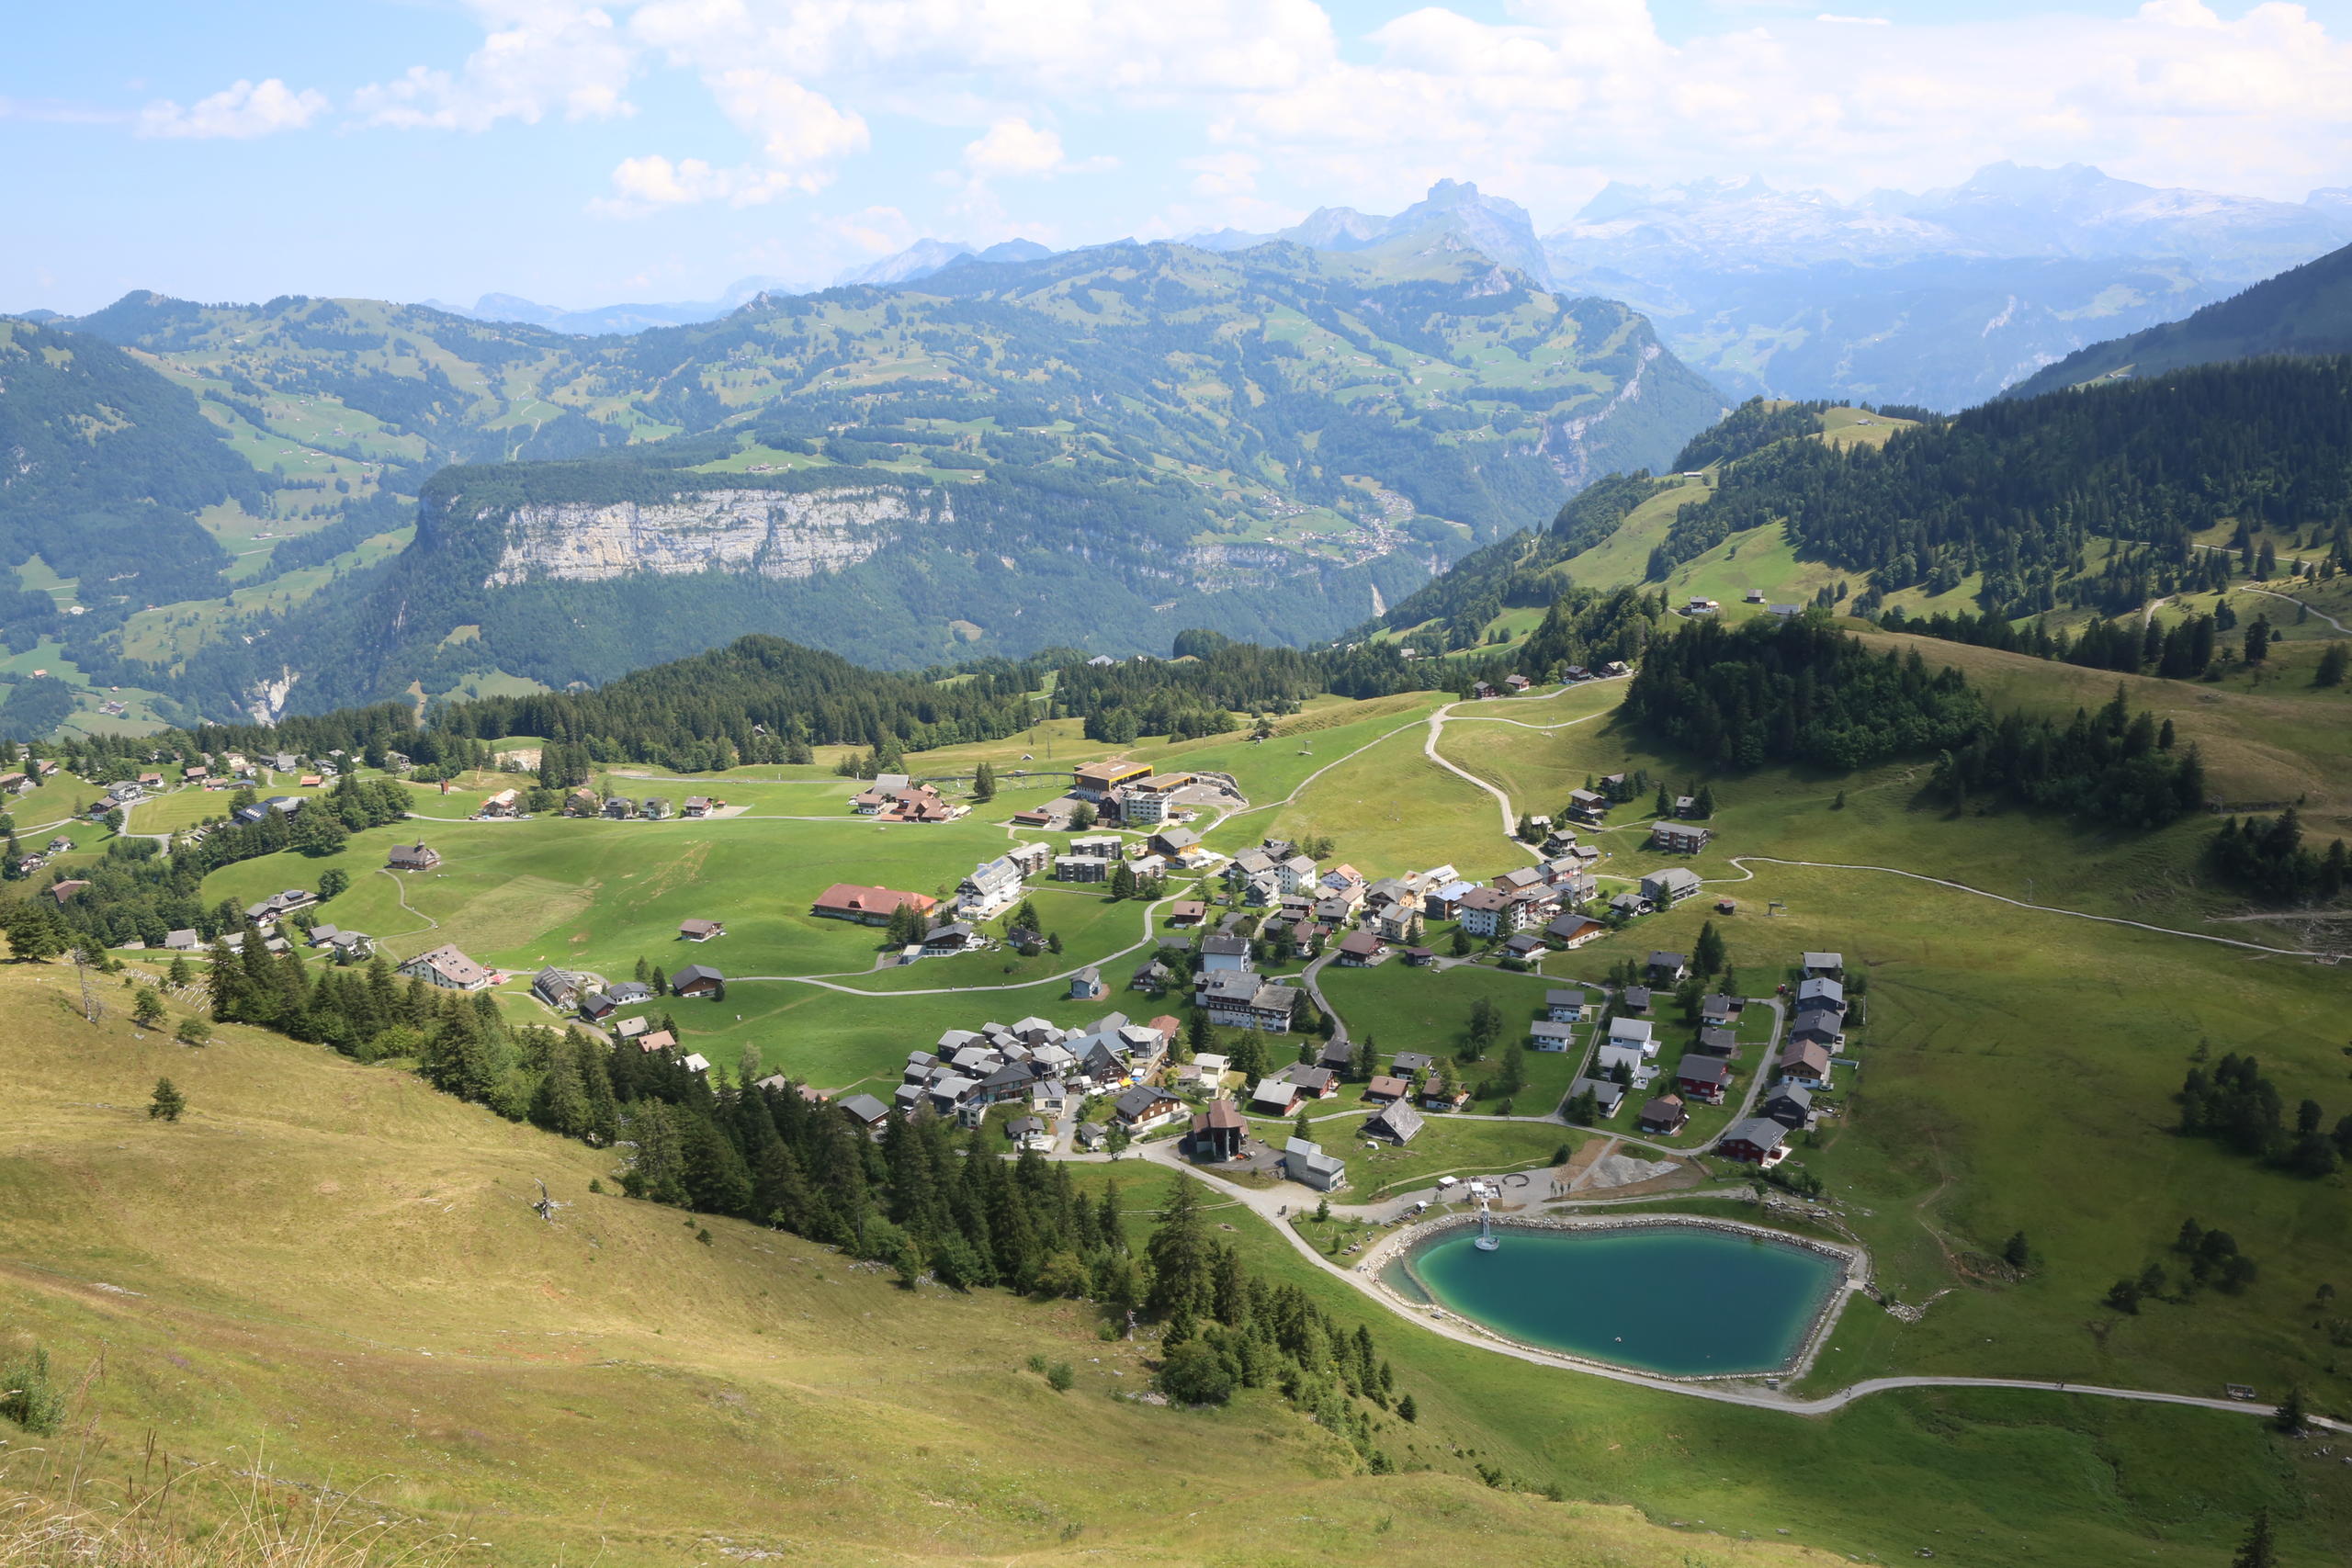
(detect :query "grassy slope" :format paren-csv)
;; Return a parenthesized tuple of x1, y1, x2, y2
(1411, 651, 2352, 1420)
(0, 959, 1833, 1568)
(5, 960, 2343, 1567)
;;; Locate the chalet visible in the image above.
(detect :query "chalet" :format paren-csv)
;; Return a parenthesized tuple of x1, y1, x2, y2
(1717, 1117, 1790, 1168)
(1618, 986, 1653, 1014)
(1640, 867, 1703, 907)
(923, 922, 979, 953)
(1403, 945, 1436, 966)
(1675, 1053, 1733, 1104)
(386, 843, 440, 872)
(607, 981, 654, 1005)
(1391, 1052, 1434, 1077)
(479, 788, 522, 818)
(1796, 976, 1848, 1015)
(1647, 951, 1689, 984)
(1422, 1084, 1471, 1113)
(1334, 930, 1383, 966)
(532, 967, 580, 1010)
(1700, 993, 1743, 1027)
(320, 931, 379, 963)
(1776, 1042, 1833, 1088)
(1545, 913, 1606, 949)
(578, 992, 618, 1022)
(1566, 788, 1610, 823)
(1694, 1026, 1741, 1059)
(1365, 1102, 1424, 1145)
(1167, 899, 1207, 926)
(1529, 1020, 1578, 1053)
(1286, 1065, 1340, 1100)
(1501, 932, 1546, 962)
(1199, 933, 1253, 973)
(1803, 951, 1845, 978)
(679, 919, 725, 942)
(1113, 1084, 1183, 1133)
(399, 944, 494, 992)
(811, 884, 938, 925)
(1561, 1077, 1620, 1120)
(1788, 1010, 1844, 1048)
(671, 964, 725, 999)
(1004, 1115, 1051, 1150)
(641, 796, 673, 819)
(1673, 795, 1702, 818)
(1744, 587, 1766, 604)
(838, 1093, 891, 1130)
(1606, 1016, 1657, 1057)
(1250, 1077, 1300, 1114)
(1637, 1094, 1688, 1135)
(1682, 596, 1718, 616)
(603, 796, 636, 820)
(1071, 759, 1152, 802)
(682, 796, 714, 818)
(1767, 604, 1801, 620)
(1283, 1138, 1347, 1191)
(1545, 988, 1590, 1022)
(1131, 957, 1181, 993)
(1609, 891, 1649, 919)
(1069, 966, 1107, 1001)
(1365, 1074, 1410, 1103)
(616, 1017, 651, 1041)
(1504, 673, 1533, 693)
(164, 929, 201, 952)
(1190, 1100, 1247, 1160)
(1148, 826, 1201, 860)
(1492, 865, 1546, 895)
(561, 789, 601, 818)
(1649, 820, 1712, 854)
(1759, 1083, 1815, 1131)
(681, 1053, 712, 1075)
(1470, 681, 1498, 700)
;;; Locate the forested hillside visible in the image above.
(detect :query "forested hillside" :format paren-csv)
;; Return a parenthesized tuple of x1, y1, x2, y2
(0, 319, 257, 615)
(1651, 359, 2352, 616)
(2007, 240, 2352, 399)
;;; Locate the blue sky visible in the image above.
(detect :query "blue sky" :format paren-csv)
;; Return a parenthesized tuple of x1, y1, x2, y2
(8, 0, 2352, 313)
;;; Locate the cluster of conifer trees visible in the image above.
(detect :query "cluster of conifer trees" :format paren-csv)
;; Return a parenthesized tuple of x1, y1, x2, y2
(2178, 1055, 2352, 1179)
(2206, 811, 2349, 906)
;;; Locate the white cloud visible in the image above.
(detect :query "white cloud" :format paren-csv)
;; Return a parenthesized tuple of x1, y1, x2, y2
(137, 78, 327, 140)
(354, 2, 635, 130)
(964, 118, 1067, 178)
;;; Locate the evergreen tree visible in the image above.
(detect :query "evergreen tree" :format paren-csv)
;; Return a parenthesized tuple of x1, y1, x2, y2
(972, 761, 997, 802)
(650, 965, 668, 997)
(2233, 1509, 2276, 1568)
(1692, 920, 1727, 976)
(148, 1077, 186, 1122)
(131, 985, 166, 1029)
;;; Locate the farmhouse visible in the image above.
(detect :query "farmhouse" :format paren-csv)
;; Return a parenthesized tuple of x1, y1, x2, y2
(531, 967, 580, 1009)
(1545, 913, 1606, 948)
(1365, 1102, 1424, 1145)
(679, 919, 724, 942)
(1334, 930, 1383, 966)
(398, 944, 494, 992)
(1717, 1118, 1791, 1168)
(1365, 1074, 1410, 1103)
(1637, 1094, 1689, 1134)
(671, 964, 725, 998)
(812, 884, 938, 925)
(1675, 1054, 1733, 1104)
(386, 843, 440, 872)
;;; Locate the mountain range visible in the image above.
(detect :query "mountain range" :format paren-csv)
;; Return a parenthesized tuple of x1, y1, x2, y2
(372, 164, 2352, 414)
(4, 233, 1722, 723)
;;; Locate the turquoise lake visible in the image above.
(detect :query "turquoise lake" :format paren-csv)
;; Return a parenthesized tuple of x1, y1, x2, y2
(1385, 1224, 1843, 1376)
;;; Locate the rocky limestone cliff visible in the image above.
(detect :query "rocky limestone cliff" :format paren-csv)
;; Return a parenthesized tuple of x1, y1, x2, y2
(481, 485, 949, 588)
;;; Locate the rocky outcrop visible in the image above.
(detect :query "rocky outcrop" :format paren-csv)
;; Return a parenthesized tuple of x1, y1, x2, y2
(481, 485, 949, 588)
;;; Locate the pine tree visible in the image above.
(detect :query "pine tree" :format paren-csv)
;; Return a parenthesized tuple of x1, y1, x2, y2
(1110, 862, 1137, 900)
(1693, 919, 1727, 976)
(972, 761, 997, 802)
(650, 965, 668, 997)
(2233, 1509, 2277, 1568)
(148, 1077, 186, 1122)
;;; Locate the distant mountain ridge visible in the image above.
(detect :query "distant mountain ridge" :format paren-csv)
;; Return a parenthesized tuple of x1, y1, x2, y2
(2004, 239, 2352, 399)
(12, 235, 1723, 721)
